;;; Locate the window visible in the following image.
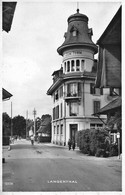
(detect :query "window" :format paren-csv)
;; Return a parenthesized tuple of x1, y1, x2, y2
(90, 123, 103, 129)
(57, 125, 59, 134)
(93, 101, 100, 114)
(110, 88, 120, 96)
(56, 105, 59, 119)
(60, 103, 63, 118)
(64, 62, 66, 72)
(61, 125, 63, 134)
(90, 83, 103, 95)
(53, 93, 55, 102)
(71, 60, 75, 71)
(60, 86, 63, 97)
(73, 30, 77, 36)
(67, 82, 81, 97)
(69, 102, 79, 116)
(76, 60, 80, 71)
(97, 124, 103, 128)
(90, 124, 95, 129)
(67, 61, 70, 72)
(53, 107, 55, 120)
(81, 60, 85, 72)
(55, 90, 59, 100)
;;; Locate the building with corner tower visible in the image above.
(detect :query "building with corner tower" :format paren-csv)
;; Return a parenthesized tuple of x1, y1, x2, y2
(47, 8, 110, 146)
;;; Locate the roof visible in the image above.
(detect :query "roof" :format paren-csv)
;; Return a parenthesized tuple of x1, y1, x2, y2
(93, 96, 121, 115)
(2, 2, 17, 32)
(95, 6, 121, 88)
(67, 9, 88, 23)
(2, 88, 13, 100)
(97, 6, 121, 45)
(47, 71, 96, 95)
(57, 9, 98, 55)
(37, 117, 51, 134)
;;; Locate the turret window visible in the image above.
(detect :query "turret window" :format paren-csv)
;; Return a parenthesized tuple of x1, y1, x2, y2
(81, 60, 85, 72)
(71, 60, 75, 71)
(67, 61, 70, 72)
(64, 62, 66, 72)
(64, 59, 84, 73)
(76, 60, 80, 71)
(72, 30, 77, 36)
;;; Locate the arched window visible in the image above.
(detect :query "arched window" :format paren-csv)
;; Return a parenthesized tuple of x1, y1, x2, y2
(71, 60, 75, 71)
(67, 61, 70, 72)
(81, 60, 84, 72)
(76, 60, 80, 71)
(64, 62, 66, 72)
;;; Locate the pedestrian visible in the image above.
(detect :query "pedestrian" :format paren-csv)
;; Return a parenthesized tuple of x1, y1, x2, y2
(72, 139, 76, 151)
(68, 138, 72, 150)
(31, 135, 34, 145)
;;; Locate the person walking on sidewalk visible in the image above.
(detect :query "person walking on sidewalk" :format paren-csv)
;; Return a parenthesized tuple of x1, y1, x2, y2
(68, 139, 72, 150)
(30, 135, 35, 145)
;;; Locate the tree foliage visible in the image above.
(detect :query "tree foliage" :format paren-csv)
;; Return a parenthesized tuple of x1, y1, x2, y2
(2, 112, 11, 136)
(12, 115, 26, 137)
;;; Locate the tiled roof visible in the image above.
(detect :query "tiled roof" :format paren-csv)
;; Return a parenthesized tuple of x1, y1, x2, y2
(37, 117, 51, 133)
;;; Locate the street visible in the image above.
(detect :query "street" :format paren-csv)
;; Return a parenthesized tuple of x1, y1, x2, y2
(3, 139, 122, 192)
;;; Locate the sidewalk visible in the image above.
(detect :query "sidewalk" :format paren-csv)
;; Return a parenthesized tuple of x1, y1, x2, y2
(37, 142, 122, 161)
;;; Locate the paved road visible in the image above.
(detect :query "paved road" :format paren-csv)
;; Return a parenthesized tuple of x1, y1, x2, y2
(2, 139, 122, 192)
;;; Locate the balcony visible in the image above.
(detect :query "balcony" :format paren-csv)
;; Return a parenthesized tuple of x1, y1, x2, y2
(64, 93, 81, 102)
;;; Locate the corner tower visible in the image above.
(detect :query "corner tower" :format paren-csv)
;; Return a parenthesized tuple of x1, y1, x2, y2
(47, 9, 106, 146)
(57, 9, 98, 75)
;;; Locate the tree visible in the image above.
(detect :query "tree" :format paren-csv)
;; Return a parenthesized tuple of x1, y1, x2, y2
(12, 115, 26, 137)
(2, 112, 11, 136)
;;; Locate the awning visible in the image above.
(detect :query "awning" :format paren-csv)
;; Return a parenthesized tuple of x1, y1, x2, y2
(2, 88, 13, 100)
(2, 2, 17, 32)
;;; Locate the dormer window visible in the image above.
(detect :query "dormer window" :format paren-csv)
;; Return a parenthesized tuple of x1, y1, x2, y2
(73, 30, 77, 36)
(70, 25, 78, 37)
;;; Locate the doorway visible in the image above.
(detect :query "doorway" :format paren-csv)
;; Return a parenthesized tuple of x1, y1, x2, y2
(70, 124, 78, 142)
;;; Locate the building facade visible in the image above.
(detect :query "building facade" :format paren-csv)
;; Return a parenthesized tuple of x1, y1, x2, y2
(47, 9, 110, 146)
(95, 6, 121, 146)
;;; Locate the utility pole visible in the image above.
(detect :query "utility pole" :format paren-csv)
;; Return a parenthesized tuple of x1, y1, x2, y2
(11, 102, 13, 138)
(33, 108, 36, 137)
(26, 110, 28, 139)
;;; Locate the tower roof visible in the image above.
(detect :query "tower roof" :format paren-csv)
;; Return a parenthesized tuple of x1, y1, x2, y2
(57, 9, 98, 55)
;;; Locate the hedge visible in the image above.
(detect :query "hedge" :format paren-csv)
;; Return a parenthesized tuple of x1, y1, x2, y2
(77, 128, 117, 157)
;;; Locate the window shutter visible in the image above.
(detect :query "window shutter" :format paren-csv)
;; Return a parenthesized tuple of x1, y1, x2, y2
(90, 83, 95, 94)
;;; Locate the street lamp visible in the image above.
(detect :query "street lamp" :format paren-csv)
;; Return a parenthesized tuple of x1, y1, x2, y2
(33, 108, 37, 137)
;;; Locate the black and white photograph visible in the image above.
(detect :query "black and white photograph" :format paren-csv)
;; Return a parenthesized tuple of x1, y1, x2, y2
(1, 0, 122, 194)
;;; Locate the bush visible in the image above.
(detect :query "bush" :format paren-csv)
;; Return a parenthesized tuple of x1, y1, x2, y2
(109, 143, 118, 156)
(3, 136, 10, 145)
(77, 128, 110, 157)
(39, 136, 51, 143)
(95, 148, 107, 157)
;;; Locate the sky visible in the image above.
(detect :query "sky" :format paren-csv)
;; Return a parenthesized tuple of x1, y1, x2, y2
(2, 0, 121, 120)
